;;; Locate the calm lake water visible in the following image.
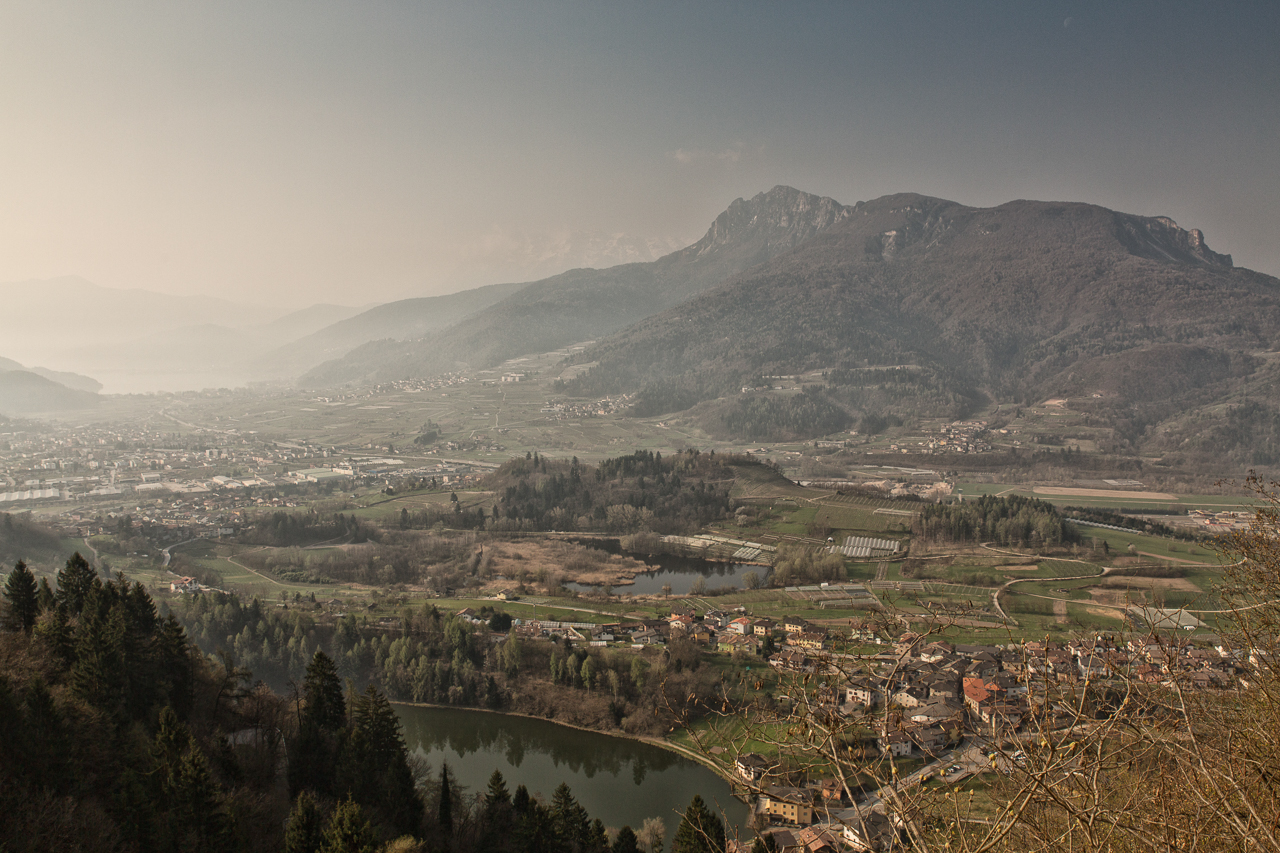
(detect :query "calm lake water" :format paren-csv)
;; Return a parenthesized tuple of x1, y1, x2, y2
(567, 550, 769, 596)
(394, 705, 749, 847)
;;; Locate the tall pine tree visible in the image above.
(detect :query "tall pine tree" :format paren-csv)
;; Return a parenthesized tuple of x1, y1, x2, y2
(3, 561, 38, 633)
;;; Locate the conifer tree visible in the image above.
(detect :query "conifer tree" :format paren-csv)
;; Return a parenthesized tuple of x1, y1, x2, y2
(672, 796, 725, 853)
(485, 769, 511, 810)
(321, 796, 377, 853)
(292, 649, 348, 798)
(55, 551, 99, 614)
(438, 763, 454, 838)
(70, 596, 127, 714)
(589, 819, 610, 853)
(21, 677, 70, 792)
(303, 650, 346, 731)
(480, 769, 514, 851)
(151, 706, 229, 852)
(3, 560, 38, 633)
(35, 576, 55, 612)
(613, 826, 640, 853)
(285, 791, 326, 853)
(551, 782, 589, 852)
(512, 784, 532, 816)
(345, 684, 423, 836)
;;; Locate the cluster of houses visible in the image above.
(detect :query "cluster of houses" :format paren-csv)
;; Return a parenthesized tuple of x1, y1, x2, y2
(918, 420, 993, 454)
(498, 606, 851, 658)
(1024, 634, 1249, 690)
(719, 629, 1255, 852)
(732, 753, 897, 853)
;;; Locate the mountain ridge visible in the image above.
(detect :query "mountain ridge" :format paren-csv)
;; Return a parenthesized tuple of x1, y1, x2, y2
(299, 186, 853, 386)
(555, 191, 1280, 459)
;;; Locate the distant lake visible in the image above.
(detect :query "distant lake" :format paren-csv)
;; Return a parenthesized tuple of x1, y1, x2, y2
(565, 542, 769, 595)
(395, 705, 750, 848)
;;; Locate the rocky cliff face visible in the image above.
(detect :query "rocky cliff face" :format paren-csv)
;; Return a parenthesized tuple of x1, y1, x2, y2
(682, 185, 852, 259)
(1116, 214, 1233, 267)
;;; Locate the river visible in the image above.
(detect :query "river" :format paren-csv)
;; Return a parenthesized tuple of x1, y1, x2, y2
(395, 705, 750, 847)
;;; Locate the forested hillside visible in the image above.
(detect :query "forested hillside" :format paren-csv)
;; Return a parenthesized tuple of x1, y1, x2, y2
(0, 553, 725, 853)
(561, 193, 1280, 454)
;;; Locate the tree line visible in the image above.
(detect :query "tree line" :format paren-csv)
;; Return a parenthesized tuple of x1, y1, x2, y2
(914, 494, 1081, 549)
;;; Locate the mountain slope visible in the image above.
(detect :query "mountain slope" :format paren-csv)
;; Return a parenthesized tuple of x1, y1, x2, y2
(0, 370, 100, 414)
(300, 186, 852, 385)
(563, 193, 1280, 448)
(250, 281, 527, 379)
(0, 356, 101, 393)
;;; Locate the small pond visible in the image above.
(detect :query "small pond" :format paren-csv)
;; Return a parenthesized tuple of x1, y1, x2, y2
(561, 539, 770, 595)
(568, 554, 768, 596)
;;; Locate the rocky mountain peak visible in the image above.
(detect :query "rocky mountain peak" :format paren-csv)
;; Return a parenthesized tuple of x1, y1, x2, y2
(688, 185, 852, 257)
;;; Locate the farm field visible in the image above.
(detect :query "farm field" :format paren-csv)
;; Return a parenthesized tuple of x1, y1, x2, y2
(954, 482, 1258, 513)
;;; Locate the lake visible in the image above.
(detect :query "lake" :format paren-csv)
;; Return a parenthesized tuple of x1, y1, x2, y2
(395, 705, 750, 847)
(567, 550, 769, 596)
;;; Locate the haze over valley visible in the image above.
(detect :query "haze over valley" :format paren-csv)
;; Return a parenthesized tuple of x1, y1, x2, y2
(3, 4, 1280, 853)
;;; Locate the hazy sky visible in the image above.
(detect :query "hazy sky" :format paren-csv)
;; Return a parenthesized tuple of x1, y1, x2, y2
(2, 1, 1277, 307)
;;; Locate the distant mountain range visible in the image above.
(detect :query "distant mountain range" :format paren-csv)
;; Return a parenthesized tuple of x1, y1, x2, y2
(0, 357, 100, 415)
(0, 277, 370, 393)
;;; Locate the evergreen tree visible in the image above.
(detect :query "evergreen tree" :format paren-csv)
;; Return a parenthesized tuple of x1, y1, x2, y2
(158, 614, 195, 719)
(479, 768, 515, 850)
(512, 784, 532, 816)
(438, 762, 454, 838)
(303, 650, 347, 731)
(342, 684, 423, 837)
(613, 826, 640, 853)
(485, 769, 511, 810)
(286, 791, 326, 853)
(34, 576, 55, 612)
(292, 649, 349, 798)
(70, 595, 127, 714)
(151, 706, 230, 853)
(672, 796, 725, 853)
(21, 677, 71, 793)
(588, 819, 610, 853)
(551, 782, 589, 851)
(3, 560, 38, 633)
(55, 551, 99, 614)
(321, 797, 377, 853)
(517, 803, 557, 853)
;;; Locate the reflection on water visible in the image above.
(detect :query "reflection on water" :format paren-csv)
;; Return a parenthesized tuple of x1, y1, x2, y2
(567, 550, 769, 595)
(395, 705, 749, 846)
